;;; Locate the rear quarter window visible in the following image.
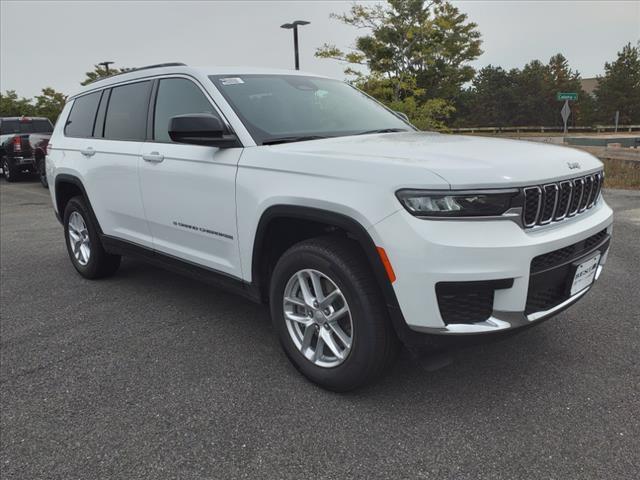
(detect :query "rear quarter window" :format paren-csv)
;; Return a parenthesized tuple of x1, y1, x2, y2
(64, 92, 101, 138)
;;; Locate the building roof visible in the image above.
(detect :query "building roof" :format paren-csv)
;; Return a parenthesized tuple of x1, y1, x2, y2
(580, 77, 600, 96)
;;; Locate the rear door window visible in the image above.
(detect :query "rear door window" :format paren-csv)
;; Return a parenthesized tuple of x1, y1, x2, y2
(103, 81, 152, 141)
(64, 92, 101, 138)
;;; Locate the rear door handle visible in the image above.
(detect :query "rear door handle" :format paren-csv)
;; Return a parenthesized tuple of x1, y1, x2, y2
(80, 147, 95, 157)
(142, 152, 164, 163)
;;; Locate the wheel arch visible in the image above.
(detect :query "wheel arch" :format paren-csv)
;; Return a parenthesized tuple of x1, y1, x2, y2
(251, 205, 403, 318)
(54, 174, 102, 233)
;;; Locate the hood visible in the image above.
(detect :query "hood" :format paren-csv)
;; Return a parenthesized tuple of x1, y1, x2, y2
(270, 132, 603, 189)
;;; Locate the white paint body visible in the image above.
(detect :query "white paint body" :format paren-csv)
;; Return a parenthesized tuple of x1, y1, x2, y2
(47, 66, 613, 333)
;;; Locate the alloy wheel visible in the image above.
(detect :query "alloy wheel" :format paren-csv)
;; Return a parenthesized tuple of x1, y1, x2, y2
(283, 269, 353, 368)
(68, 211, 91, 266)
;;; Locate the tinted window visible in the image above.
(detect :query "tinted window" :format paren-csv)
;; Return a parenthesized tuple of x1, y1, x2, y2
(0, 120, 20, 135)
(65, 92, 101, 137)
(30, 119, 53, 133)
(153, 78, 217, 142)
(93, 90, 109, 137)
(104, 81, 151, 141)
(1, 119, 53, 135)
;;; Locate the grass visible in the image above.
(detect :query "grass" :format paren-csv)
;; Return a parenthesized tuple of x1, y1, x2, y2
(602, 158, 640, 190)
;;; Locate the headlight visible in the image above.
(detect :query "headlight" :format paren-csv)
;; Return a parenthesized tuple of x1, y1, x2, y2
(396, 189, 519, 218)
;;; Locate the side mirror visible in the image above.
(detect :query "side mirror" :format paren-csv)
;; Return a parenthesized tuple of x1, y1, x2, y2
(394, 111, 410, 122)
(168, 114, 240, 148)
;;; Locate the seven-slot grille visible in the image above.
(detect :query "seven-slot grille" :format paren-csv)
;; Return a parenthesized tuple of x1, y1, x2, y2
(522, 172, 603, 228)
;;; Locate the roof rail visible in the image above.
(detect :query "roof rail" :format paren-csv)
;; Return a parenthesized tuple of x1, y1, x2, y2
(125, 62, 187, 73)
(88, 62, 187, 84)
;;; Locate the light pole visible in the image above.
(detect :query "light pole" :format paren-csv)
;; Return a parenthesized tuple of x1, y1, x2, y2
(280, 20, 310, 70)
(98, 61, 114, 75)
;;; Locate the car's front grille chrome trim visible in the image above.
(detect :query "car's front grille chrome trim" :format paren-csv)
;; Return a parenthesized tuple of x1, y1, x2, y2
(522, 186, 542, 227)
(522, 172, 603, 229)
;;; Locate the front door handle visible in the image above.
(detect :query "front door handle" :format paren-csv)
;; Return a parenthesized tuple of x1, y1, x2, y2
(80, 147, 95, 157)
(142, 152, 164, 163)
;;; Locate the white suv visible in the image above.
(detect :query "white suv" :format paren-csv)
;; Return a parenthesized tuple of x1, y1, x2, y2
(47, 63, 613, 391)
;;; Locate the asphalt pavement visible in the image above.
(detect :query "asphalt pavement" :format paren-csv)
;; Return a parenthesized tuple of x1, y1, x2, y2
(1, 178, 638, 479)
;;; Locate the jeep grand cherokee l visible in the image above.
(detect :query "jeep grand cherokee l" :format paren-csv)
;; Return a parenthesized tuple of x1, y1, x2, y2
(46, 63, 613, 391)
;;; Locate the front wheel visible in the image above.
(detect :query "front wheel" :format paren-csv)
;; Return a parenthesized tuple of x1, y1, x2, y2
(269, 236, 398, 391)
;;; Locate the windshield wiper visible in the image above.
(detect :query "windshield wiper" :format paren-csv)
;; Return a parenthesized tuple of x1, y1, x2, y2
(262, 135, 329, 146)
(355, 128, 409, 136)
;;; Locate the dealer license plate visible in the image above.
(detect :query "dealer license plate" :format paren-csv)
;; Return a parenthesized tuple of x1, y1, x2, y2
(570, 254, 600, 296)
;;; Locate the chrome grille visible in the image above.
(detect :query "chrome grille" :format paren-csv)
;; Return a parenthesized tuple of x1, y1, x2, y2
(522, 172, 603, 228)
(539, 184, 558, 224)
(554, 181, 572, 220)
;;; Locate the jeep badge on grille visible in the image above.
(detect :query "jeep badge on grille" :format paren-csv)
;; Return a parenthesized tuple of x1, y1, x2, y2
(567, 162, 581, 170)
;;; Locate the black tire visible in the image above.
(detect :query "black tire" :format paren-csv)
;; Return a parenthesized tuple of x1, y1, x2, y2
(63, 196, 121, 279)
(36, 155, 48, 188)
(2, 158, 20, 182)
(269, 236, 399, 391)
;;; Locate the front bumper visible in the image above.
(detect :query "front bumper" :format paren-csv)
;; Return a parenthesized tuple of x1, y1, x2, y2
(369, 197, 613, 334)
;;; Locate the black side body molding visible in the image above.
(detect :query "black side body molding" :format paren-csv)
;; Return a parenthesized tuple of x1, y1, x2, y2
(100, 235, 259, 302)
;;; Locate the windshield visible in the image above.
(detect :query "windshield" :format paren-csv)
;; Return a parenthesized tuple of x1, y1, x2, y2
(209, 75, 412, 145)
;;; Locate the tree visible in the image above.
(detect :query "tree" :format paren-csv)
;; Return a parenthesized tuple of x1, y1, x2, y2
(81, 64, 131, 86)
(454, 53, 591, 128)
(317, 0, 482, 101)
(458, 65, 516, 127)
(316, 0, 481, 129)
(34, 87, 67, 123)
(593, 42, 640, 124)
(0, 90, 36, 117)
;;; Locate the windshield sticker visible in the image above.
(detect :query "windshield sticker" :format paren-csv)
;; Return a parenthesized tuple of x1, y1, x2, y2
(220, 77, 244, 86)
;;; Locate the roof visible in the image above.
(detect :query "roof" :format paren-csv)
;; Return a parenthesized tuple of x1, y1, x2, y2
(70, 64, 330, 98)
(581, 77, 600, 96)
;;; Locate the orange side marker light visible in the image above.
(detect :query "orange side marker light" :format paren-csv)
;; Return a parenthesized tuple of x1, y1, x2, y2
(376, 247, 396, 283)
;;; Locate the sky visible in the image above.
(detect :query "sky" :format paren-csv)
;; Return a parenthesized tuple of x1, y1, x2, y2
(1, 0, 639, 98)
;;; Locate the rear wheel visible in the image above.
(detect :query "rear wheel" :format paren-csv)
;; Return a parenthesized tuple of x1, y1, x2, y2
(2, 159, 19, 182)
(36, 155, 48, 188)
(269, 236, 398, 391)
(63, 196, 121, 279)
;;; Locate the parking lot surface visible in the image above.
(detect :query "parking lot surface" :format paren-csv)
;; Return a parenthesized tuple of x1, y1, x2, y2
(1, 179, 639, 479)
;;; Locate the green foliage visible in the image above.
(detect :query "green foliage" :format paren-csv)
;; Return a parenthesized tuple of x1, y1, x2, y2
(317, 0, 483, 100)
(318, 1, 637, 129)
(317, 0, 480, 129)
(593, 42, 640, 124)
(354, 75, 454, 130)
(0, 87, 66, 123)
(33, 87, 67, 123)
(388, 96, 454, 131)
(0, 90, 36, 117)
(454, 54, 589, 127)
(81, 64, 131, 86)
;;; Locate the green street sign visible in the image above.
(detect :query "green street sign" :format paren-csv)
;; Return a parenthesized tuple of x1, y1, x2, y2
(557, 92, 578, 101)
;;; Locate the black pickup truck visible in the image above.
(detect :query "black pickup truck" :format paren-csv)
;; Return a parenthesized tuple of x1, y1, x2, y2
(0, 116, 53, 186)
